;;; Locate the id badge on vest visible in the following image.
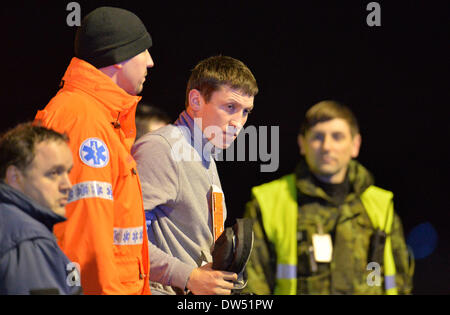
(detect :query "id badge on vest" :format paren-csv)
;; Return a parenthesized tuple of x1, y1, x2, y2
(312, 223, 333, 263)
(210, 185, 225, 242)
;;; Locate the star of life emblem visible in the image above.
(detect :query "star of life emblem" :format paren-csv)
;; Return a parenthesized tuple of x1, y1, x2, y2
(79, 138, 110, 168)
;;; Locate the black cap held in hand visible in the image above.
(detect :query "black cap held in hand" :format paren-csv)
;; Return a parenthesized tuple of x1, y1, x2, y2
(74, 6, 152, 68)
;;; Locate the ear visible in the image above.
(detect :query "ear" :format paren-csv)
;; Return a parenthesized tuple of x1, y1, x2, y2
(297, 134, 306, 156)
(351, 133, 362, 158)
(5, 165, 24, 191)
(188, 89, 202, 112)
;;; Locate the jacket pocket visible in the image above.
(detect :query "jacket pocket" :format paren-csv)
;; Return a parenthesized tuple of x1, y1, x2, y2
(114, 256, 141, 283)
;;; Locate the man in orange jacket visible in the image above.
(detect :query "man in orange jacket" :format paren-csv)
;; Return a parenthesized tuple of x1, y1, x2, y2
(34, 7, 153, 295)
(35, 6, 238, 296)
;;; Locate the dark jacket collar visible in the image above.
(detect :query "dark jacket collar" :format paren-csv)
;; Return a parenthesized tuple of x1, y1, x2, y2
(0, 182, 66, 231)
(295, 158, 375, 204)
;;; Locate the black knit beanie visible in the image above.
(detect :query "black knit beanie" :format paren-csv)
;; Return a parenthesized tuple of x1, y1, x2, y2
(74, 7, 152, 68)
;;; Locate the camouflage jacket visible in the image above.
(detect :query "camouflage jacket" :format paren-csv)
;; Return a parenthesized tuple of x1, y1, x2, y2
(243, 159, 413, 295)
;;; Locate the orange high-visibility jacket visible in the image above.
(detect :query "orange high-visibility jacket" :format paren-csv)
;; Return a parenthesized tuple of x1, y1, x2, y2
(35, 57, 150, 295)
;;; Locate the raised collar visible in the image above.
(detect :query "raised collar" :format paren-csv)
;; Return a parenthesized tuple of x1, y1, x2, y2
(0, 182, 66, 232)
(61, 57, 141, 114)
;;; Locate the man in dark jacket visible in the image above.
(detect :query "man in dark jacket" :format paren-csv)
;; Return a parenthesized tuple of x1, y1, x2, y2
(0, 123, 81, 295)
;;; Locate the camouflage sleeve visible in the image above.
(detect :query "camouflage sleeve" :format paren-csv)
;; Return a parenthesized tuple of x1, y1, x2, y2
(242, 197, 277, 295)
(390, 212, 414, 294)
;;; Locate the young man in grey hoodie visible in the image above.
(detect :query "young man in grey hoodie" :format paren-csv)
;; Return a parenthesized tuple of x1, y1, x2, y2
(132, 55, 258, 295)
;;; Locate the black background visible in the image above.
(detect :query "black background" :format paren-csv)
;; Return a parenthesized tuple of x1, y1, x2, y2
(1, 0, 448, 294)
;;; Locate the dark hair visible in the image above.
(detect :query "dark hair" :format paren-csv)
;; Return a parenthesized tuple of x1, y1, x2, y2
(300, 100, 360, 137)
(135, 104, 171, 139)
(185, 55, 258, 107)
(0, 122, 69, 178)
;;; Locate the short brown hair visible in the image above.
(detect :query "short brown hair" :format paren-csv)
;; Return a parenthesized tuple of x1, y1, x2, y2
(0, 122, 69, 178)
(135, 104, 171, 140)
(185, 55, 258, 107)
(300, 100, 360, 136)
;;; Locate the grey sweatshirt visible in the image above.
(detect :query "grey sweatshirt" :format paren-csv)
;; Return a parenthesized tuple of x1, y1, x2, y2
(132, 111, 226, 294)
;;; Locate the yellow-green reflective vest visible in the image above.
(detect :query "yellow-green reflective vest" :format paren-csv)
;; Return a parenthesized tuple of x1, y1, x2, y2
(252, 174, 398, 295)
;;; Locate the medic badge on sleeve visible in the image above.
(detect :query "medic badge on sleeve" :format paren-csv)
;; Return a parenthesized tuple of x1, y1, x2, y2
(79, 138, 110, 168)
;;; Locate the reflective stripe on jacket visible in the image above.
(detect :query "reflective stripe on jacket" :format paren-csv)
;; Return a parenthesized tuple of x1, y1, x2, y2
(252, 174, 398, 295)
(34, 57, 150, 295)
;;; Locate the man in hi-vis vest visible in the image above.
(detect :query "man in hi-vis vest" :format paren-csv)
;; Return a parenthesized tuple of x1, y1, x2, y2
(244, 100, 413, 295)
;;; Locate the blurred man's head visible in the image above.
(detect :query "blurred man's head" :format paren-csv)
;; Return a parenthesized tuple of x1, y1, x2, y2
(298, 100, 361, 184)
(74, 6, 154, 95)
(185, 56, 258, 149)
(135, 104, 171, 140)
(0, 123, 73, 216)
